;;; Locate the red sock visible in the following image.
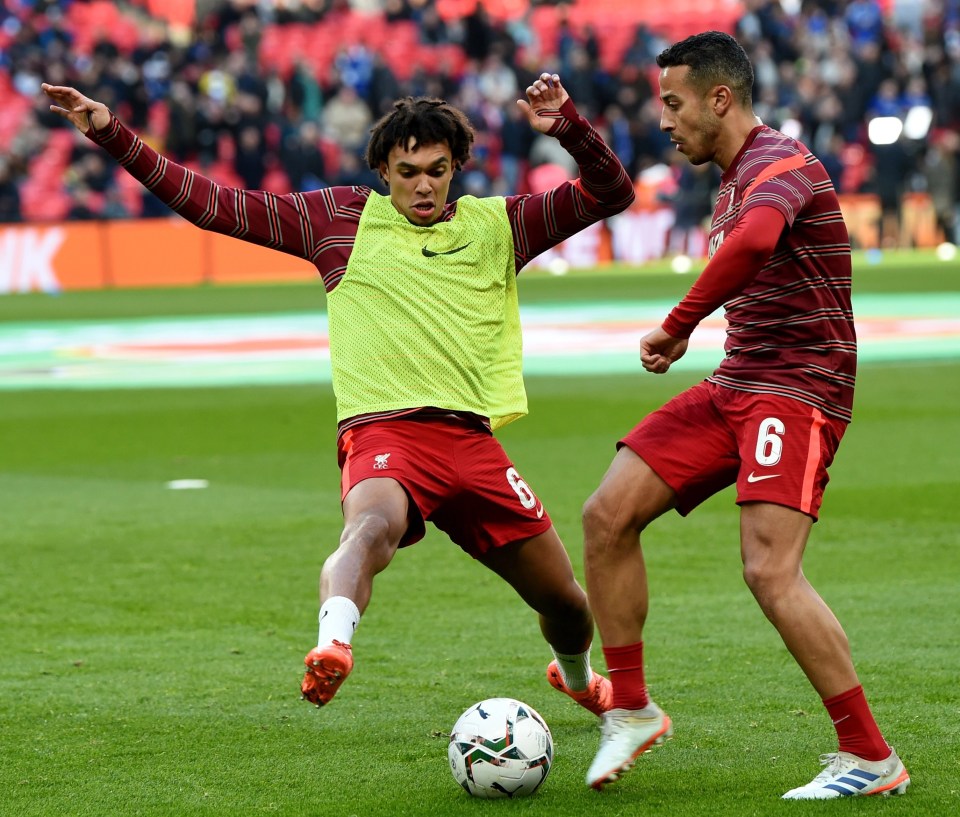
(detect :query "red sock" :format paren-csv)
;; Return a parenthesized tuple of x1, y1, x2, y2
(603, 642, 649, 710)
(823, 685, 890, 761)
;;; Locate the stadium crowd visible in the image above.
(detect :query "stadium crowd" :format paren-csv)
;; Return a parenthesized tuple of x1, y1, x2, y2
(1, 0, 958, 246)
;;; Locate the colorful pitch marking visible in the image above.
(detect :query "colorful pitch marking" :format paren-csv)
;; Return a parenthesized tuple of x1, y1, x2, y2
(1, 294, 959, 390)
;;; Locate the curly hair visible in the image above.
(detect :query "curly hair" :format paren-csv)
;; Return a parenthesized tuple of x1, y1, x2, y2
(656, 31, 754, 107)
(364, 97, 475, 172)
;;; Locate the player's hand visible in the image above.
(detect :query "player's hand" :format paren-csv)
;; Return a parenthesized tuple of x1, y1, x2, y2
(640, 326, 688, 374)
(41, 83, 110, 133)
(517, 73, 570, 134)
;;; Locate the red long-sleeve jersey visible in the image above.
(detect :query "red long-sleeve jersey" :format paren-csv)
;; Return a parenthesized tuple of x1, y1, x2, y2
(663, 126, 856, 423)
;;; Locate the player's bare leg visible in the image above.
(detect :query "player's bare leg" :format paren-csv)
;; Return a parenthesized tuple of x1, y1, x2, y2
(739, 501, 859, 697)
(581, 448, 676, 788)
(481, 527, 612, 716)
(739, 502, 909, 798)
(302, 478, 409, 707)
(582, 448, 675, 647)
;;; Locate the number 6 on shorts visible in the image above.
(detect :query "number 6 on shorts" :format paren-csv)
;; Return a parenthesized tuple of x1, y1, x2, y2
(505, 467, 537, 510)
(755, 417, 785, 466)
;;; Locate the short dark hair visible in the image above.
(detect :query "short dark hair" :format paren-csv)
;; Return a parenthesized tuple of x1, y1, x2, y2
(365, 97, 475, 171)
(656, 31, 754, 107)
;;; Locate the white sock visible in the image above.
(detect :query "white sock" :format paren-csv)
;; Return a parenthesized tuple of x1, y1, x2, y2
(551, 647, 593, 691)
(317, 596, 360, 647)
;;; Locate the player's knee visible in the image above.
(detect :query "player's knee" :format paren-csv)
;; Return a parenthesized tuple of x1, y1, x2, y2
(550, 590, 590, 623)
(332, 512, 400, 569)
(542, 587, 593, 637)
(347, 511, 394, 545)
(741, 559, 796, 611)
(582, 491, 612, 537)
(582, 489, 642, 544)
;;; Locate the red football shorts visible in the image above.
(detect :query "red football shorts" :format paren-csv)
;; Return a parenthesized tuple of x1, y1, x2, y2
(337, 416, 552, 557)
(620, 381, 848, 520)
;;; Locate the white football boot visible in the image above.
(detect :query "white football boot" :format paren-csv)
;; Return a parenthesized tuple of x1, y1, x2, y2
(782, 748, 910, 799)
(585, 702, 673, 790)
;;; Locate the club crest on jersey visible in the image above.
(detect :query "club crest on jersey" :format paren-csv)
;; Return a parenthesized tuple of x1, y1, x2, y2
(708, 230, 726, 259)
(373, 453, 391, 470)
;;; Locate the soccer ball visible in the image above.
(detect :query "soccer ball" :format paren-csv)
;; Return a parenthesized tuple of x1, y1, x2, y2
(448, 697, 553, 798)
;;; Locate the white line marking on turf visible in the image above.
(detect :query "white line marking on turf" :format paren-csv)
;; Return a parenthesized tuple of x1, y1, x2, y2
(166, 479, 209, 490)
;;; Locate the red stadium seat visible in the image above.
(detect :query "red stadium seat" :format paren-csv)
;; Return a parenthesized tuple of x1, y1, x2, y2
(0, 93, 32, 153)
(319, 139, 342, 180)
(20, 178, 72, 222)
(183, 159, 245, 189)
(262, 167, 293, 195)
(113, 170, 145, 217)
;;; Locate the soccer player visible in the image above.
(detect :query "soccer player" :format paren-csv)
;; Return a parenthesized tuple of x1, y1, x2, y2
(580, 32, 910, 799)
(43, 73, 634, 717)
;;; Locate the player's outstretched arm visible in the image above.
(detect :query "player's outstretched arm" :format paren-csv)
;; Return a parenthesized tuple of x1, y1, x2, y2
(40, 82, 328, 262)
(506, 72, 634, 269)
(42, 83, 110, 134)
(517, 73, 570, 134)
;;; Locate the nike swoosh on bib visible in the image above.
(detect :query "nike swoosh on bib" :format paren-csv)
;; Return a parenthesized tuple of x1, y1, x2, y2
(421, 242, 472, 257)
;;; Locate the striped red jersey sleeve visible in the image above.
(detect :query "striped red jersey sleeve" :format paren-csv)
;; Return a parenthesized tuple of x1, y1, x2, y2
(86, 115, 367, 292)
(662, 205, 787, 339)
(504, 99, 635, 271)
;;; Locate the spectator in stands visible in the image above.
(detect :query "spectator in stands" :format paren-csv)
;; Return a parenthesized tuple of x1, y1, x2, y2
(382, 0, 412, 23)
(867, 78, 904, 119)
(98, 54, 151, 128)
(929, 54, 960, 130)
(287, 60, 324, 123)
(900, 75, 931, 112)
(477, 53, 519, 108)
(602, 104, 634, 177)
(818, 132, 848, 190)
(415, 1, 449, 44)
(0, 159, 23, 223)
(462, 4, 496, 62)
(659, 154, 717, 257)
(562, 46, 604, 120)
(334, 44, 374, 99)
(72, 151, 115, 195)
(3, 0, 958, 247)
(622, 24, 666, 69)
(234, 125, 267, 188)
(366, 53, 402, 117)
(323, 85, 373, 156)
(630, 98, 673, 174)
(332, 149, 379, 188)
(850, 40, 889, 123)
(66, 184, 99, 221)
(924, 129, 960, 244)
(281, 120, 329, 191)
(498, 101, 536, 195)
(807, 91, 845, 158)
(846, 0, 886, 47)
(869, 135, 913, 248)
(166, 79, 200, 162)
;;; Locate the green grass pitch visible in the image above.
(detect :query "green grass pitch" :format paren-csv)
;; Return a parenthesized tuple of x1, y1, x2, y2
(1, 253, 958, 816)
